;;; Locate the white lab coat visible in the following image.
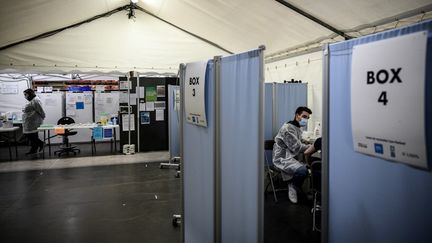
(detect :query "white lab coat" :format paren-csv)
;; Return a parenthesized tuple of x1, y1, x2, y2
(22, 96, 45, 134)
(272, 121, 309, 181)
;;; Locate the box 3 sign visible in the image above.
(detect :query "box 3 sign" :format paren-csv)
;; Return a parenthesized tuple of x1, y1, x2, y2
(351, 31, 428, 168)
(185, 61, 208, 127)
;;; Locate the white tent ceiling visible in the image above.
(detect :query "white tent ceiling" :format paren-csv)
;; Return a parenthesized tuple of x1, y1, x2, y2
(0, 0, 431, 74)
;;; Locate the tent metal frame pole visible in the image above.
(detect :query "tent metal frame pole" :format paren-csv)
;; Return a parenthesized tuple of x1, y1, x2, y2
(0, 5, 129, 51)
(213, 56, 222, 243)
(275, 0, 352, 40)
(0, 4, 233, 55)
(127, 74, 131, 146)
(322, 44, 330, 243)
(179, 63, 186, 243)
(272, 82, 278, 138)
(136, 73, 140, 152)
(258, 45, 266, 243)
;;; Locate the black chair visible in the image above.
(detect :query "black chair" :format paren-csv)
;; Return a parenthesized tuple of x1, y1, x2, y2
(264, 139, 287, 203)
(54, 117, 80, 156)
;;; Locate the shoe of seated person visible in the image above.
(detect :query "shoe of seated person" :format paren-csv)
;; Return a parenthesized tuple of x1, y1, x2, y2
(288, 183, 298, 204)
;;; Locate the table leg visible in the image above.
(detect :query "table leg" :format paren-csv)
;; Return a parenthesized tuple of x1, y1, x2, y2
(48, 130, 52, 156)
(14, 130, 18, 158)
(8, 132, 12, 160)
(110, 137, 113, 154)
(91, 137, 94, 156)
(114, 127, 117, 153)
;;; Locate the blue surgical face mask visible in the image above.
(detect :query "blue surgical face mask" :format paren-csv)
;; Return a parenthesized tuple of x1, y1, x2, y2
(299, 118, 308, 127)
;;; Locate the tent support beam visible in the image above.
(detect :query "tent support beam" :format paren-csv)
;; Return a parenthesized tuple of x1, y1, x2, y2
(0, 3, 233, 55)
(275, 0, 352, 40)
(0, 5, 130, 51)
(135, 5, 233, 54)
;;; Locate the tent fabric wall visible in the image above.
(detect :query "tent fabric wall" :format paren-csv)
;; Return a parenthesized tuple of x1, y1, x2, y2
(327, 20, 432, 243)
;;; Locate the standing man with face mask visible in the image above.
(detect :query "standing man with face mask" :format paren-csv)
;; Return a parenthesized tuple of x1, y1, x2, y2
(273, 106, 315, 203)
(22, 88, 45, 155)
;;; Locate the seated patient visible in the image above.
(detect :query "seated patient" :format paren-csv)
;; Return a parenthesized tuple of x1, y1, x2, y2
(273, 106, 315, 203)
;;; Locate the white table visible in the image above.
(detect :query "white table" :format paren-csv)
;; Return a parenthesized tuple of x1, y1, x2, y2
(38, 124, 119, 156)
(0, 126, 19, 160)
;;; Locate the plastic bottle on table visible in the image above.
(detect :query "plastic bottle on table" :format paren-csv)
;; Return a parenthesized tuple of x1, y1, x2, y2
(314, 122, 321, 137)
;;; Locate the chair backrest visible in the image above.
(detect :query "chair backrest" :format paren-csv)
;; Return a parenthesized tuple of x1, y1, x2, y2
(264, 140, 275, 150)
(57, 117, 75, 125)
(264, 140, 275, 166)
(311, 161, 322, 192)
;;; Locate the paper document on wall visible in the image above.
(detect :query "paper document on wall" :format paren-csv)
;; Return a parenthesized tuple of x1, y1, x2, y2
(185, 60, 207, 127)
(66, 95, 76, 104)
(174, 89, 180, 111)
(44, 98, 57, 107)
(137, 87, 145, 98)
(156, 110, 164, 121)
(119, 92, 128, 103)
(120, 81, 130, 90)
(0, 84, 18, 94)
(351, 31, 428, 168)
(157, 85, 165, 97)
(154, 101, 165, 110)
(130, 94, 137, 105)
(141, 111, 150, 124)
(122, 114, 135, 131)
(84, 94, 92, 104)
(96, 85, 105, 92)
(146, 102, 155, 111)
(139, 102, 146, 111)
(146, 87, 157, 102)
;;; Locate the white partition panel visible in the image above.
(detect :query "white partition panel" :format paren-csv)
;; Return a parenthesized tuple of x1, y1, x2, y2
(38, 92, 63, 144)
(273, 83, 307, 136)
(168, 85, 180, 159)
(219, 49, 263, 243)
(264, 83, 273, 141)
(0, 79, 28, 115)
(65, 92, 93, 143)
(95, 92, 119, 140)
(183, 62, 215, 243)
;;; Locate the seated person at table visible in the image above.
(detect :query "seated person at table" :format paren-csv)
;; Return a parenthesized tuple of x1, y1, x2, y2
(22, 88, 45, 155)
(273, 106, 315, 203)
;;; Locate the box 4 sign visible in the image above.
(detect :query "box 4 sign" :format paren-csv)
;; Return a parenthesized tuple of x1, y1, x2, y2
(351, 31, 428, 168)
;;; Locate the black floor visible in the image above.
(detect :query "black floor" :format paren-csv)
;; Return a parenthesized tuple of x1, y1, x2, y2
(1, 145, 320, 243)
(264, 188, 321, 243)
(0, 141, 120, 163)
(0, 162, 181, 243)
